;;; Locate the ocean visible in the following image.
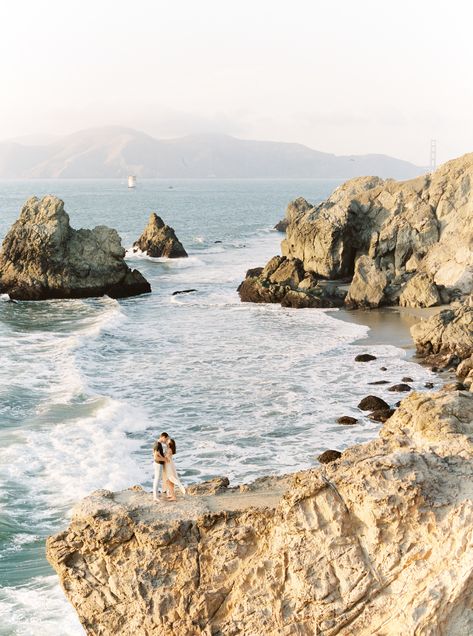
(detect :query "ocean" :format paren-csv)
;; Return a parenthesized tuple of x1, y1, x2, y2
(0, 179, 438, 635)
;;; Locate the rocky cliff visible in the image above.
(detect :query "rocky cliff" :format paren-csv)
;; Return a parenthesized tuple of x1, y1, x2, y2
(47, 389, 473, 635)
(133, 213, 188, 258)
(0, 196, 151, 300)
(240, 153, 473, 309)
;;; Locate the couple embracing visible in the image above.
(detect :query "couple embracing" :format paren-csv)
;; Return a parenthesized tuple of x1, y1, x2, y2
(153, 432, 186, 502)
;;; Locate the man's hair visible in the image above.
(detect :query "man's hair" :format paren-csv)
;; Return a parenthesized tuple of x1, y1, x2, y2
(160, 432, 170, 439)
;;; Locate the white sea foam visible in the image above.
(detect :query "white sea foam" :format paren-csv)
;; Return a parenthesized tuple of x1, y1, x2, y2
(0, 576, 82, 636)
(0, 180, 441, 635)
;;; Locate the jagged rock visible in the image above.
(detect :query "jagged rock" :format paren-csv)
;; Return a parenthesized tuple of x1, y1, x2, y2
(367, 408, 396, 422)
(399, 273, 441, 308)
(317, 449, 342, 463)
(358, 395, 390, 411)
(337, 416, 358, 425)
(0, 196, 151, 300)
(355, 353, 377, 362)
(237, 256, 342, 308)
(47, 391, 473, 636)
(133, 213, 187, 258)
(345, 256, 388, 308)
(240, 153, 473, 309)
(411, 297, 473, 368)
(274, 218, 288, 232)
(186, 476, 230, 495)
(388, 383, 412, 392)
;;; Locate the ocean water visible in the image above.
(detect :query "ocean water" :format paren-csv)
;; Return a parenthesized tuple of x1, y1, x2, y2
(0, 179, 439, 635)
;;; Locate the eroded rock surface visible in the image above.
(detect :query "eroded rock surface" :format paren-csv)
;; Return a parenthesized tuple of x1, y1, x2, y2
(0, 196, 151, 300)
(133, 213, 187, 258)
(239, 153, 473, 309)
(411, 296, 473, 387)
(47, 390, 473, 636)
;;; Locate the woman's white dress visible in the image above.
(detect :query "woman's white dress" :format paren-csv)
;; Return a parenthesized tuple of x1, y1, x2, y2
(163, 457, 186, 495)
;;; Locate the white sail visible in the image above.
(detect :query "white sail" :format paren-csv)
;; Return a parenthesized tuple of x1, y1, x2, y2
(128, 175, 137, 188)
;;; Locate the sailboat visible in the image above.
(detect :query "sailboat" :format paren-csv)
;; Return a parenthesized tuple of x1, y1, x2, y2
(128, 175, 137, 188)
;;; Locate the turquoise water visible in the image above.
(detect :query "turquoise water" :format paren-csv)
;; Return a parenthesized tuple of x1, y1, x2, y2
(0, 179, 438, 635)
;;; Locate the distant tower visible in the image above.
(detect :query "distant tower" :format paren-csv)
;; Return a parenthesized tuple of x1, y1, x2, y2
(430, 139, 437, 173)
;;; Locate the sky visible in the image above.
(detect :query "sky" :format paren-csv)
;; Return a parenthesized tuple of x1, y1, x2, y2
(0, 0, 472, 165)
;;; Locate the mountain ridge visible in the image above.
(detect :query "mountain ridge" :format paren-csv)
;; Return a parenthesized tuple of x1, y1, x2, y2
(0, 126, 425, 179)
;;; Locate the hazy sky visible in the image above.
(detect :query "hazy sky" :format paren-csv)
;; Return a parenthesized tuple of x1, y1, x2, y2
(1, 0, 471, 165)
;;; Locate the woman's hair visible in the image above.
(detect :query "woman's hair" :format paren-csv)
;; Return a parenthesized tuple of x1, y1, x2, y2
(169, 439, 176, 455)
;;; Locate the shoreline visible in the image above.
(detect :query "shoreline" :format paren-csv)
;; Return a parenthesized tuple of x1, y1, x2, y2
(329, 304, 450, 357)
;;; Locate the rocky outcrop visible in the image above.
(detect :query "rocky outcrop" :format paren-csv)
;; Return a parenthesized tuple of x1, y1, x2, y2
(411, 296, 473, 386)
(240, 153, 473, 309)
(399, 272, 441, 308)
(133, 213, 187, 258)
(47, 390, 473, 635)
(237, 256, 343, 308)
(0, 196, 151, 300)
(345, 255, 388, 308)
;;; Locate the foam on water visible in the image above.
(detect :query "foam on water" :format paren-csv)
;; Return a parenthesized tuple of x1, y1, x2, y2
(0, 179, 441, 635)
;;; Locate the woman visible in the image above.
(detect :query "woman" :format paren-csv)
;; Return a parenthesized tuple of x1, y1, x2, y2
(162, 438, 186, 501)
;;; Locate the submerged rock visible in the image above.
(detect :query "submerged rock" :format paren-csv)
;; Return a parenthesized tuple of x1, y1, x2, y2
(388, 383, 412, 392)
(47, 391, 473, 635)
(337, 416, 358, 425)
(0, 196, 151, 300)
(133, 213, 187, 258)
(355, 353, 377, 362)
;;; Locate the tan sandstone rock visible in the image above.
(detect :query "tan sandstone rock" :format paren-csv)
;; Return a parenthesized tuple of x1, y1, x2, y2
(241, 152, 473, 309)
(0, 196, 151, 300)
(411, 296, 473, 364)
(47, 390, 473, 636)
(399, 272, 441, 308)
(345, 255, 387, 308)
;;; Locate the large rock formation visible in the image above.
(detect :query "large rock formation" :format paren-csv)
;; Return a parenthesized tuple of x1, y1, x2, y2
(238, 256, 344, 308)
(47, 390, 473, 636)
(412, 296, 473, 388)
(239, 153, 473, 309)
(133, 213, 187, 258)
(0, 196, 151, 300)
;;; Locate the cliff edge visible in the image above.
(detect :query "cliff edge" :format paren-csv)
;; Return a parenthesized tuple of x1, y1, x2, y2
(47, 390, 473, 635)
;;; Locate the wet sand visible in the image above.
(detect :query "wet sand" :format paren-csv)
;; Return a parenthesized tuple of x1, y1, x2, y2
(329, 305, 449, 356)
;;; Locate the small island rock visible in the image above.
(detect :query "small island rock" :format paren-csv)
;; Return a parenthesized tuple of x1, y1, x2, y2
(0, 195, 151, 300)
(133, 213, 188, 258)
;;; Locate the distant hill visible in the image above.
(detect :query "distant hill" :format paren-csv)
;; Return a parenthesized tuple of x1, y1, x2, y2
(0, 127, 425, 179)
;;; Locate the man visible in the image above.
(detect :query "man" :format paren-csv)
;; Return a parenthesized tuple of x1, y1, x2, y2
(153, 432, 170, 501)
